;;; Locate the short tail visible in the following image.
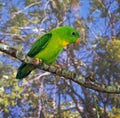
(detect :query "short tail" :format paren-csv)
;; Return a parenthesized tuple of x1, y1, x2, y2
(16, 63, 34, 79)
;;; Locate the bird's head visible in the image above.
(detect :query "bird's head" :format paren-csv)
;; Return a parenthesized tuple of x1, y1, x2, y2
(66, 26, 80, 44)
(52, 26, 80, 47)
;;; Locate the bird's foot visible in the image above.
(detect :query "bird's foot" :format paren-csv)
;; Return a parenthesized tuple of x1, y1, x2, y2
(32, 58, 42, 64)
(54, 64, 62, 71)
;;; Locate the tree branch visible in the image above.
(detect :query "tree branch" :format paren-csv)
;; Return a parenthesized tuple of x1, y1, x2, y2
(11, 1, 41, 19)
(0, 41, 120, 93)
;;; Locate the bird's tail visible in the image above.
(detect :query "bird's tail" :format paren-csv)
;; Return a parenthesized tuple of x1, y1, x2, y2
(16, 63, 34, 79)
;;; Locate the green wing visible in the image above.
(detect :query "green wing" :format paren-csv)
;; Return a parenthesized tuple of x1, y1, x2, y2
(16, 33, 52, 79)
(27, 33, 52, 57)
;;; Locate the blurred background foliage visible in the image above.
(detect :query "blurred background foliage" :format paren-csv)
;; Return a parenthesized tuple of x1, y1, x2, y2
(0, 0, 120, 117)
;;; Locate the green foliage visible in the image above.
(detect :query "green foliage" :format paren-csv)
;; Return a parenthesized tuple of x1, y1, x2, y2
(25, 0, 39, 6)
(106, 40, 120, 61)
(90, 0, 103, 13)
(108, 108, 120, 118)
(94, 39, 120, 80)
(0, 66, 23, 113)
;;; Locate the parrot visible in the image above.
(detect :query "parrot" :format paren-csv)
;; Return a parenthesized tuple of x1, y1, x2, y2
(16, 26, 80, 79)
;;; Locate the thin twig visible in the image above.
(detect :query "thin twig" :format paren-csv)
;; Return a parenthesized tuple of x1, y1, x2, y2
(11, 1, 41, 19)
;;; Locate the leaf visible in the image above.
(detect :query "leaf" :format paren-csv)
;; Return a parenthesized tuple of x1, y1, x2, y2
(4, 108, 9, 113)
(106, 40, 120, 61)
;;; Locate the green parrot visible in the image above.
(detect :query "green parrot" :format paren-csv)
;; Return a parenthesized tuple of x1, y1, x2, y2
(16, 26, 80, 79)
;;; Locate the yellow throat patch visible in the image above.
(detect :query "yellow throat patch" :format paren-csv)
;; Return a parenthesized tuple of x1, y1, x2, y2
(62, 41, 69, 47)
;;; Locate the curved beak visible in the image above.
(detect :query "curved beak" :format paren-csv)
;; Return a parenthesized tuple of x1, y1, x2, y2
(75, 38, 80, 45)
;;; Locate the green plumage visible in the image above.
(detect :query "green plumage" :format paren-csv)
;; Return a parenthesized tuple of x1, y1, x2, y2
(16, 26, 80, 79)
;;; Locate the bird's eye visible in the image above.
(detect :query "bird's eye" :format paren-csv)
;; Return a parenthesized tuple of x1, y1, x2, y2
(72, 32, 76, 36)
